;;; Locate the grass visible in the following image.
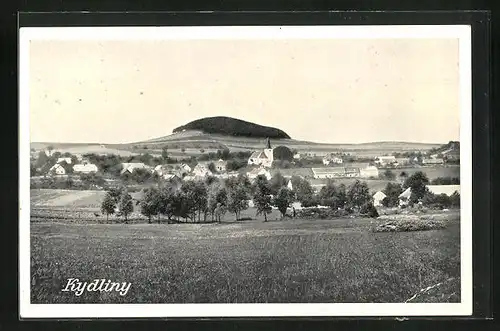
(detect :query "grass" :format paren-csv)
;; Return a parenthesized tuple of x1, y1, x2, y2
(30, 216, 460, 304)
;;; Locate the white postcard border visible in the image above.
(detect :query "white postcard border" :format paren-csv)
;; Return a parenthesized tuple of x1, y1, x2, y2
(19, 25, 472, 318)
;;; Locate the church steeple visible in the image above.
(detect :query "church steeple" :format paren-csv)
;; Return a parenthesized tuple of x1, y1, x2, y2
(266, 137, 271, 149)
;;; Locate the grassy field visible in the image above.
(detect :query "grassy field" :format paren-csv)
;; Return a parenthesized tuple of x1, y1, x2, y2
(30, 214, 460, 304)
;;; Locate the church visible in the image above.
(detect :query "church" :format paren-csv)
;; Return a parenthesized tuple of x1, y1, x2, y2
(247, 137, 274, 168)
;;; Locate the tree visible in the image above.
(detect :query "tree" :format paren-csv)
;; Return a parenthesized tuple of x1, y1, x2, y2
(399, 171, 408, 180)
(227, 183, 249, 221)
(208, 162, 217, 174)
(207, 182, 228, 222)
(157, 185, 178, 222)
(381, 182, 403, 207)
(403, 171, 430, 203)
(161, 146, 169, 160)
(192, 181, 208, 222)
(35, 151, 50, 169)
(382, 169, 396, 180)
(431, 177, 460, 185)
(107, 186, 125, 204)
(253, 175, 272, 222)
(450, 191, 460, 208)
(269, 172, 287, 195)
(273, 187, 294, 218)
(179, 182, 199, 222)
(101, 192, 116, 221)
(318, 180, 347, 210)
(360, 202, 379, 218)
(272, 146, 294, 162)
(181, 147, 186, 153)
(346, 180, 372, 210)
(291, 176, 316, 206)
(138, 187, 160, 223)
(118, 191, 134, 223)
(47, 145, 54, 156)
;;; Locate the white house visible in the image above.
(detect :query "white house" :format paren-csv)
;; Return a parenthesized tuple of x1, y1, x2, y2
(398, 187, 412, 206)
(49, 163, 66, 175)
(192, 163, 213, 177)
(422, 158, 445, 165)
(426, 185, 460, 196)
(373, 191, 387, 207)
(179, 163, 192, 173)
(293, 152, 301, 160)
(153, 164, 172, 176)
(214, 159, 227, 172)
(394, 158, 410, 167)
(322, 154, 343, 165)
(312, 167, 346, 179)
(247, 167, 272, 181)
(120, 162, 150, 175)
(360, 165, 379, 178)
(375, 155, 396, 166)
(73, 163, 98, 174)
(57, 157, 72, 164)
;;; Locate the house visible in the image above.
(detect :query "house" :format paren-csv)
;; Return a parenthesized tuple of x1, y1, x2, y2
(374, 155, 396, 166)
(426, 185, 460, 196)
(422, 158, 444, 165)
(57, 157, 72, 164)
(163, 173, 182, 182)
(360, 165, 379, 178)
(345, 167, 360, 178)
(312, 167, 346, 179)
(73, 163, 98, 174)
(192, 163, 213, 177)
(398, 187, 412, 206)
(214, 159, 227, 172)
(322, 154, 343, 165)
(247, 138, 274, 168)
(120, 162, 150, 175)
(394, 158, 410, 167)
(48, 163, 66, 175)
(179, 163, 192, 173)
(153, 164, 173, 176)
(247, 167, 272, 181)
(373, 191, 387, 207)
(293, 152, 301, 160)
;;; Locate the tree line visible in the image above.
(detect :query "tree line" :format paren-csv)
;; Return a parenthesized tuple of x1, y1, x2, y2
(100, 173, 381, 223)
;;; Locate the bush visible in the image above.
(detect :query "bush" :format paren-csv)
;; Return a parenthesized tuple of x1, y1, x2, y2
(360, 202, 379, 218)
(372, 216, 447, 232)
(296, 207, 350, 219)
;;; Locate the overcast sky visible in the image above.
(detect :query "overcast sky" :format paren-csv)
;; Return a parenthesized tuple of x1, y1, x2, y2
(29, 38, 460, 144)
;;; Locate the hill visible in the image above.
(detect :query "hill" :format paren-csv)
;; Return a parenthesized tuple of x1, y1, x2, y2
(431, 141, 460, 156)
(172, 116, 291, 139)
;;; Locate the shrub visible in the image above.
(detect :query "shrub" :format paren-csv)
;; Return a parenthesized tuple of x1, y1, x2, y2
(360, 202, 379, 218)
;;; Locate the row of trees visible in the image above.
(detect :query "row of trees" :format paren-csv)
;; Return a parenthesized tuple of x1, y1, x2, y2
(101, 172, 380, 223)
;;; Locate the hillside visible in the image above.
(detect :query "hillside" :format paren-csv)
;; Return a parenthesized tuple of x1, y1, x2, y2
(172, 116, 291, 139)
(431, 141, 460, 155)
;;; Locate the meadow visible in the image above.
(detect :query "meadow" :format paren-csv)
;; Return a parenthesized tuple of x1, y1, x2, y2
(30, 213, 460, 304)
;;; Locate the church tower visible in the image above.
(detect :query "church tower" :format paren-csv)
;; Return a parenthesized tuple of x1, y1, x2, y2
(263, 137, 274, 165)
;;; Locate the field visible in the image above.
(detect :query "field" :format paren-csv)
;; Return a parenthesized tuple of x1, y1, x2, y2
(30, 210, 460, 304)
(31, 131, 441, 158)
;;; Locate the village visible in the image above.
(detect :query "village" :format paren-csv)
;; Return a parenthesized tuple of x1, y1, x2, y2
(30, 137, 460, 213)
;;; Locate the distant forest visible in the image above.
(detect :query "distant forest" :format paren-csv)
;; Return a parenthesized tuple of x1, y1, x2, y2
(173, 116, 291, 139)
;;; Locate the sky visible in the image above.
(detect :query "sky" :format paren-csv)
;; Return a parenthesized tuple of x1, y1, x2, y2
(28, 37, 460, 144)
